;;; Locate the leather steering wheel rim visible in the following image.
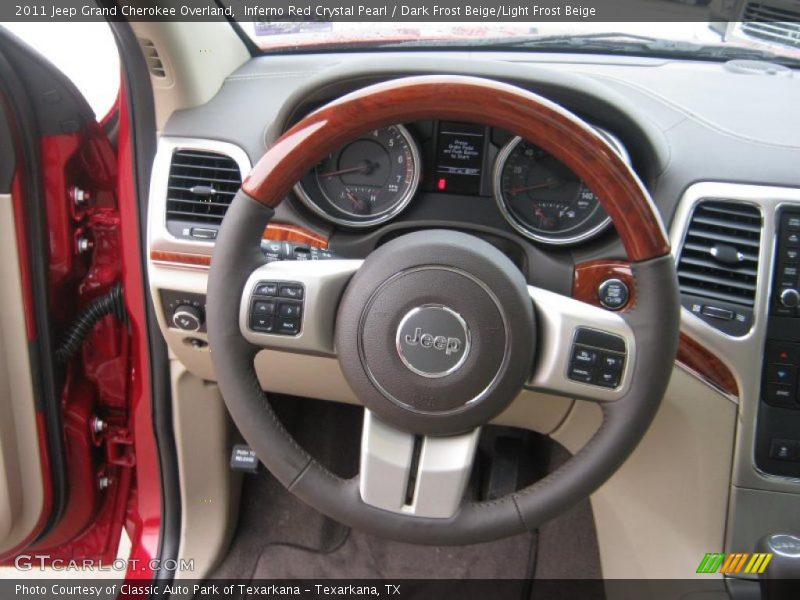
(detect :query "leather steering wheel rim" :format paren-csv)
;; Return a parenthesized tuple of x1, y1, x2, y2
(207, 75, 680, 545)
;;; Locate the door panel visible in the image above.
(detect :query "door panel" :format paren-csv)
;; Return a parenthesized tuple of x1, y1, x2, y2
(0, 188, 45, 554)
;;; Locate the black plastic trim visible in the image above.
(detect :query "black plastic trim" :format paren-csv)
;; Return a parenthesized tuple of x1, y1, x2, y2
(214, 0, 258, 57)
(0, 100, 15, 193)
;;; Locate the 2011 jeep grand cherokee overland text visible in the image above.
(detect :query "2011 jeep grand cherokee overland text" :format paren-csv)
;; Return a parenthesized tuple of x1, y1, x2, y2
(0, 2, 800, 599)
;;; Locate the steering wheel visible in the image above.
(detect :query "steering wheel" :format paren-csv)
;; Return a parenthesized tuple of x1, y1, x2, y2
(207, 76, 679, 545)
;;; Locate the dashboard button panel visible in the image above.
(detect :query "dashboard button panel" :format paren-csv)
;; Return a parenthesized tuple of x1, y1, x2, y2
(757, 268, 800, 477)
(757, 210, 800, 476)
(769, 439, 800, 462)
(771, 211, 800, 317)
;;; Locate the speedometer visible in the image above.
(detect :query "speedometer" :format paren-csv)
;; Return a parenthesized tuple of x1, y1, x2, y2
(493, 129, 628, 245)
(294, 125, 421, 227)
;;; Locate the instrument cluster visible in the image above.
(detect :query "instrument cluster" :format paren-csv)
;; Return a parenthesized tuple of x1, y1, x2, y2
(293, 120, 629, 246)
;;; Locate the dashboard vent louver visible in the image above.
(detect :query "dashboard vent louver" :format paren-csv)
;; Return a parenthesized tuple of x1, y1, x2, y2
(137, 38, 167, 78)
(677, 200, 762, 307)
(741, 3, 800, 49)
(166, 149, 242, 226)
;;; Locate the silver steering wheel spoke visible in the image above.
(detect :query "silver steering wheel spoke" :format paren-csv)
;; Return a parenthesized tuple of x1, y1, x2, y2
(359, 409, 480, 519)
(239, 259, 363, 356)
(526, 285, 636, 402)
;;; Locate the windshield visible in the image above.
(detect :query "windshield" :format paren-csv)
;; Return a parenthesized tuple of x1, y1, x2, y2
(228, 11, 800, 65)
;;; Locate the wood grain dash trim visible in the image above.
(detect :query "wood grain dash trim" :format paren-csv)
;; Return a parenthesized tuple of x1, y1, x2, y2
(151, 250, 210, 268)
(676, 331, 739, 399)
(151, 223, 329, 269)
(262, 223, 328, 248)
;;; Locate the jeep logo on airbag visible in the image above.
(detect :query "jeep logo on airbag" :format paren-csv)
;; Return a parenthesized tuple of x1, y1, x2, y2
(396, 305, 471, 378)
(404, 328, 462, 355)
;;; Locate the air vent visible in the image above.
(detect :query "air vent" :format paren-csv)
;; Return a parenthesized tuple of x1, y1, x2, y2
(677, 200, 762, 308)
(166, 149, 242, 228)
(137, 38, 167, 78)
(741, 2, 800, 49)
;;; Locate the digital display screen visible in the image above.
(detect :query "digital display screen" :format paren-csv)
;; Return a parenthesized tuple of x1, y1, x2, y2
(434, 122, 486, 195)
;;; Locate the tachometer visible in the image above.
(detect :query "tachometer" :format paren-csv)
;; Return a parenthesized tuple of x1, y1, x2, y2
(493, 130, 628, 245)
(294, 124, 420, 227)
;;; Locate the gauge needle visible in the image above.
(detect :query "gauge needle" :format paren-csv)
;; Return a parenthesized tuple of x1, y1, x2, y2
(534, 208, 555, 226)
(319, 165, 367, 178)
(344, 188, 367, 212)
(509, 180, 557, 194)
(319, 160, 379, 178)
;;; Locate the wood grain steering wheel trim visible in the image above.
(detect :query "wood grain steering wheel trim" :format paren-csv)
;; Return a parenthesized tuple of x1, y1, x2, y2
(242, 76, 670, 262)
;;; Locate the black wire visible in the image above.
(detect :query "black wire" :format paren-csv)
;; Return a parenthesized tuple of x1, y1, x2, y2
(55, 283, 126, 363)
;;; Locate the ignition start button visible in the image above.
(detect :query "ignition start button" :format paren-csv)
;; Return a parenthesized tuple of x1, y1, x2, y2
(597, 278, 629, 311)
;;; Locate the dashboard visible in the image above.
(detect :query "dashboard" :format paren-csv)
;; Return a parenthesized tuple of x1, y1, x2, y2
(147, 49, 800, 575)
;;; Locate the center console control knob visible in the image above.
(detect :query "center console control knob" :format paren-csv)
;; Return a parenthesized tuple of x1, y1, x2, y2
(780, 288, 800, 309)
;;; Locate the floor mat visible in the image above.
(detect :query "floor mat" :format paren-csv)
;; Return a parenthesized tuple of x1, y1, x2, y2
(207, 396, 601, 591)
(249, 527, 535, 579)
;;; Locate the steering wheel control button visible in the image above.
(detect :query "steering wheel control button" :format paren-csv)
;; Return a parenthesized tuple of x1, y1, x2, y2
(568, 328, 627, 389)
(172, 305, 203, 332)
(278, 301, 302, 319)
(596, 369, 622, 388)
(571, 345, 597, 366)
(599, 352, 624, 371)
(395, 305, 471, 379)
(252, 299, 276, 315)
(597, 278, 629, 311)
(275, 318, 301, 335)
(249, 281, 304, 335)
(254, 282, 278, 296)
(279, 285, 304, 300)
(249, 315, 274, 333)
(568, 365, 593, 383)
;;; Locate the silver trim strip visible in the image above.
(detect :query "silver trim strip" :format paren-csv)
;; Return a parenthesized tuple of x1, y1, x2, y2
(359, 409, 479, 519)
